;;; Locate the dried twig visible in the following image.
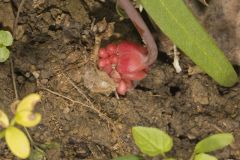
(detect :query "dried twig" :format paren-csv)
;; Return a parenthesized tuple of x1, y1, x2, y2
(10, 0, 34, 145)
(10, 59, 19, 100)
(13, 0, 26, 37)
(11, 0, 27, 100)
(62, 73, 92, 104)
(41, 85, 114, 127)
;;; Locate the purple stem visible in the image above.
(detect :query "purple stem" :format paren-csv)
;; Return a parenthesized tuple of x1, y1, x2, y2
(118, 0, 158, 66)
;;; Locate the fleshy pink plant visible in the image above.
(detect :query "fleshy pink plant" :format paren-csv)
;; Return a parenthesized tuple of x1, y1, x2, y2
(98, 41, 149, 95)
(98, 0, 158, 95)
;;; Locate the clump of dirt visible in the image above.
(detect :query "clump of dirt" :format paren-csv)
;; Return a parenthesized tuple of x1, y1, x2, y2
(0, 0, 239, 160)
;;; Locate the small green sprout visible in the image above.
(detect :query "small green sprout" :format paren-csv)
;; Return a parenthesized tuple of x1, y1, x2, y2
(192, 133, 234, 160)
(114, 126, 234, 160)
(0, 30, 13, 62)
(132, 126, 173, 158)
(0, 93, 42, 159)
(194, 153, 217, 160)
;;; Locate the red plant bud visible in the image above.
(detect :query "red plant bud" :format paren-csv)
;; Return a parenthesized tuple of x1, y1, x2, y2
(117, 41, 148, 73)
(117, 80, 127, 95)
(106, 44, 117, 55)
(98, 41, 149, 95)
(122, 70, 147, 81)
(102, 64, 112, 74)
(109, 55, 118, 64)
(98, 48, 108, 58)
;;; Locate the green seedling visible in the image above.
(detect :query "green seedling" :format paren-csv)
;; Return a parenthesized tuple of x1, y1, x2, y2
(191, 133, 234, 160)
(0, 93, 42, 159)
(132, 127, 173, 158)
(0, 30, 13, 62)
(114, 126, 234, 160)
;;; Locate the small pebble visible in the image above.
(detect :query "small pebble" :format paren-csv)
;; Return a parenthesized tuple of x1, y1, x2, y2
(32, 71, 40, 79)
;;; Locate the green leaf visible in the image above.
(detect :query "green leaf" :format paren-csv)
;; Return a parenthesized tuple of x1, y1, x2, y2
(194, 153, 218, 160)
(113, 155, 143, 160)
(5, 127, 30, 159)
(0, 46, 10, 62)
(132, 126, 173, 157)
(15, 111, 41, 127)
(17, 93, 41, 113)
(194, 133, 234, 154)
(140, 0, 238, 87)
(0, 109, 9, 128)
(0, 30, 13, 46)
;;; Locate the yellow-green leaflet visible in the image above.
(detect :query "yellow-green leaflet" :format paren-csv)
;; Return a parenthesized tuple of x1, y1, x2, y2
(0, 30, 13, 46)
(5, 127, 30, 159)
(15, 111, 42, 127)
(140, 0, 238, 87)
(0, 46, 10, 62)
(194, 133, 234, 154)
(16, 93, 41, 112)
(0, 110, 9, 128)
(194, 153, 218, 160)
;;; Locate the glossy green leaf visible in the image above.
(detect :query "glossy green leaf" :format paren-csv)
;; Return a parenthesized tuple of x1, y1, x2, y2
(194, 133, 234, 154)
(0, 30, 13, 46)
(132, 126, 173, 156)
(0, 46, 10, 62)
(140, 0, 238, 87)
(0, 109, 9, 128)
(113, 155, 143, 160)
(194, 153, 218, 160)
(15, 111, 41, 127)
(5, 127, 30, 159)
(16, 93, 41, 113)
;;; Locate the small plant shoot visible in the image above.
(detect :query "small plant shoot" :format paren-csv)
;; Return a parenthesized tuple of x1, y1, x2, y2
(98, 42, 149, 95)
(0, 30, 13, 62)
(194, 153, 217, 160)
(115, 127, 234, 160)
(0, 93, 42, 159)
(194, 133, 234, 154)
(132, 126, 173, 157)
(5, 127, 30, 159)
